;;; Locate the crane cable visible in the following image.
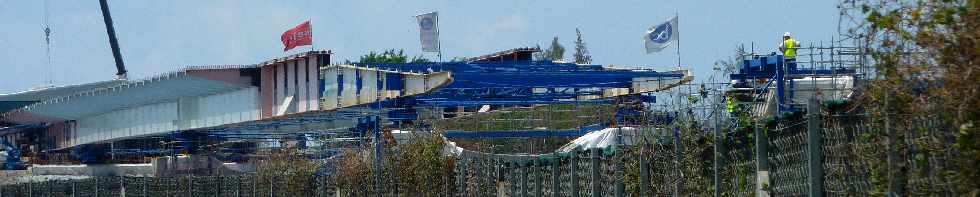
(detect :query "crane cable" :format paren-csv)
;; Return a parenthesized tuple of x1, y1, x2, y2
(43, 0, 53, 86)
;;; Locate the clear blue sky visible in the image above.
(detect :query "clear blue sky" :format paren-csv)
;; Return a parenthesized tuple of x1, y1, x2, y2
(0, 0, 845, 93)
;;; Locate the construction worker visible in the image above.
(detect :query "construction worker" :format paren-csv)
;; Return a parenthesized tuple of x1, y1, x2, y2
(779, 32, 801, 61)
(726, 95, 736, 114)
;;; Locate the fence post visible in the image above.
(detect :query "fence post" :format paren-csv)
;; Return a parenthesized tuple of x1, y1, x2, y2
(460, 159, 469, 196)
(755, 120, 770, 196)
(216, 176, 222, 197)
(713, 99, 724, 197)
(672, 126, 684, 197)
(189, 176, 194, 197)
(453, 159, 461, 197)
(884, 95, 904, 196)
(372, 115, 383, 197)
(511, 164, 519, 196)
(474, 157, 487, 196)
(615, 148, 625, 197)
(119, 177, 124, 197)
(552, 153, 561, 197)
(640, 142, 650, 197)
(591, 148, 601, 197)
(571, 151, 579, 197)
(807, 98, 824, 197)
(522, 163, 529, 197)
(535, 160, 543, 197)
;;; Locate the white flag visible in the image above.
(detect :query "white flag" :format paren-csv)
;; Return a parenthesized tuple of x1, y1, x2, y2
(416, 12, 440, 52)
(644, 16, 678, 53)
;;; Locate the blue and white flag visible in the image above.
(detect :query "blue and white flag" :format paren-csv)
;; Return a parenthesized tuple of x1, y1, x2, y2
(644, 16, 678, 53)
(416, 12, 440, 52)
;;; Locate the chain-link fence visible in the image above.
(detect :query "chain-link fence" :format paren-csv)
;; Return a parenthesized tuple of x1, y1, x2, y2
(0, 107, 966, 196)
(0, 175, 337, 197)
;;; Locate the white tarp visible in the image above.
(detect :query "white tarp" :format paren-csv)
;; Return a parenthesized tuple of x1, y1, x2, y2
(790, 76, 854, 103)
(441, 127, 638, 157)
(558, 127, 636, 152)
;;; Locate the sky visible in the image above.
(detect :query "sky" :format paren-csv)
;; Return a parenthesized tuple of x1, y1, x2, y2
(0, 0, 847, 93)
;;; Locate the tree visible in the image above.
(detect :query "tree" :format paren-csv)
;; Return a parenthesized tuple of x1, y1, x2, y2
(538, 36, 566, 61)
(355, 49, 430, 64)
(548, 36, 566, 61)
(841, 0, 979, 194)
(713, 44, 748, 75)
(573, 28, 592, 64)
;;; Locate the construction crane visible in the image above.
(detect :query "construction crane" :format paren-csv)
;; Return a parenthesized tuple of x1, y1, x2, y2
(98, 0, 128, 80)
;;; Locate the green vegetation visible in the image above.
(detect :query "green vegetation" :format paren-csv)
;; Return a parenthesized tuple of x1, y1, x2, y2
(388, 134, 454, 195)
(333, 149, 373, 195)
(254, 149, 321, 195)
(348, 49, 430, 64)
(536, 36, 566, 61)
(332, 134, 454, 196)
(843, 0, 979, 193)
(573, 28, 593, 64)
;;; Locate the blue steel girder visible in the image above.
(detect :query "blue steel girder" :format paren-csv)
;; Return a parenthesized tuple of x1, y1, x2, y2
(361, 61, 684, 108)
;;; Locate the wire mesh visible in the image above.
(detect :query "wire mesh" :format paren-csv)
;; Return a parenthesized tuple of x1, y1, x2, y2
(767, 119, 810, 196)
(0, 112, 965, 196)
(723, 128, 757, 197)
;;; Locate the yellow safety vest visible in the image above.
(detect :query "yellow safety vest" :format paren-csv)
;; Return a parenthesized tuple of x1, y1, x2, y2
(783, 38, 798, 58)
(726, 96, 735, 113)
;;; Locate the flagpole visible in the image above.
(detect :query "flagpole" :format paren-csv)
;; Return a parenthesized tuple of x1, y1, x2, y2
(309, 18, 314, 52)
(675, 12, 681, 69)
(437, 23, 443, 63)
(436, 16, 442, 71)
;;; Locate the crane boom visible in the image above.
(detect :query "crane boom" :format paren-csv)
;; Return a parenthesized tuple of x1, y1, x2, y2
(98, 0, 127, 79)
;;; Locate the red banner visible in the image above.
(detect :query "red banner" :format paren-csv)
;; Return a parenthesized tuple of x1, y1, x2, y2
(281, 20, 312, 52)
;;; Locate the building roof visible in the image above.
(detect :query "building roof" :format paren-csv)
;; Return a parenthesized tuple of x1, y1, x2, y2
(466, 47, 540, 62)
(1, 70, 247, 122)
(0, 80, 129, 112)
(257, 50, 331, 67)
(0, 51, 334, 123)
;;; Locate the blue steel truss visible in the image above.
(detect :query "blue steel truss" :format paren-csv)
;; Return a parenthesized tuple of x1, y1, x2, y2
(362, 61, 684, 108)
(5, 59, 690, 162)
(729, 53, 857, 112)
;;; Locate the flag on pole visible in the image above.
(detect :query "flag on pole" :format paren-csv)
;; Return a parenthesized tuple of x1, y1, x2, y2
(281, 20, 312, 52)
(644, 16, 678, 53)
(416, 12, 440, 52)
